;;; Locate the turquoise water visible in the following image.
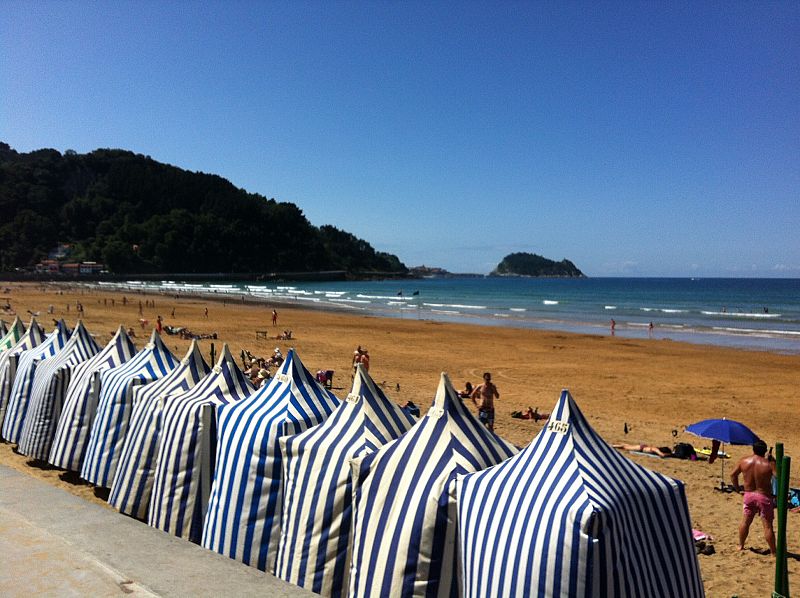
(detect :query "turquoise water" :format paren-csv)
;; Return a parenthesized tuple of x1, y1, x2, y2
(97, 277, 800, 354)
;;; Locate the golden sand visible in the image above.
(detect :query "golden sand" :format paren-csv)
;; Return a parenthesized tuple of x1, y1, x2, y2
(1, 282, 797, 596)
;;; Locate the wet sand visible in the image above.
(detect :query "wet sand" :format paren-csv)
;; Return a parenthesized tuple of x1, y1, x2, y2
(1, 282, 798, 596)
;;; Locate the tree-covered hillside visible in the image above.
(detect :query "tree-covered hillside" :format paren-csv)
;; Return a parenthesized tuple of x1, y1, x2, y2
(491, 252, 584, 277)
(0, 143, 406, 275)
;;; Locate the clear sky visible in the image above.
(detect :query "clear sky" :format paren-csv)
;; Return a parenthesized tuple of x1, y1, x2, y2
(2, 1, 798, 276)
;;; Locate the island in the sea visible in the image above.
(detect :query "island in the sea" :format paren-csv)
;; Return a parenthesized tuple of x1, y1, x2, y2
(491, 252, 585, 278)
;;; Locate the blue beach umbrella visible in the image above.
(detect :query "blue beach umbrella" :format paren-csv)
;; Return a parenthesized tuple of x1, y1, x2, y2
(686, 417, 759, 488)
(686, 418, 759, 446)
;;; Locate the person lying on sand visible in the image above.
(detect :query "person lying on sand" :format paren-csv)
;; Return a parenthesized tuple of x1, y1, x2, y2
(613, 443, 673, 458)
(511, 407, 550, 421)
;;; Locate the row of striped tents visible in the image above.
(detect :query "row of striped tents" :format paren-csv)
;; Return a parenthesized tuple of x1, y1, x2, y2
(348, 373, 517, 598)
(2, 320, 71, 443)
(81, 330, 177, 488)
(17, 320, 100, 460)
(49, 326, 137, 471)
(148, 344, 254, 543)
(0, 316, 25, 351)
(202, 349, 339, 572)
(457, 390, 704, 598)
(0, 318, 46, 429)
(275, 364, 416, 597)
(109, 340, 211, 520)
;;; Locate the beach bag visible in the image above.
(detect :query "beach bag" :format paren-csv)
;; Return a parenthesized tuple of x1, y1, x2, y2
(673, 442, 696, 460)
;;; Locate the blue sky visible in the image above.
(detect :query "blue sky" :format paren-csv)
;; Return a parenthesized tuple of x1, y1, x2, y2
(2, 2, 798, 276)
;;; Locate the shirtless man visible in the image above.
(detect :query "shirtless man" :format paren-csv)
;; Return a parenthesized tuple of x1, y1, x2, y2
(730, 440, 776, 554)
(471, 372, 499, 432)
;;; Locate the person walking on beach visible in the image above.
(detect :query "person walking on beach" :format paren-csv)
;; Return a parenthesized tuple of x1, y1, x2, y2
(471, 372, 499, 432)
(648, 321, 654, 338)
(730, 440, 777, 554)
(204, 307, 209, 319)
(610, 319, 616, 336)
(272, 309, 278, 327)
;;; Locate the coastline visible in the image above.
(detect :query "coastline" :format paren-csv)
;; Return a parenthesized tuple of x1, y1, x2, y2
(73, 277, 800, 355)
(1, 281, 798, 595)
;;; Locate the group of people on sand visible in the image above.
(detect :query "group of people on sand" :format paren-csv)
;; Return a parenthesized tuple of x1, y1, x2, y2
(241, 347, 285, 388)
(614, 438, 780, 556)
(352, 345, 370, 373)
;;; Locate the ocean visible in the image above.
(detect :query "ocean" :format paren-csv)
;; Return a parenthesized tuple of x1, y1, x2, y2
(95, 277, 800, 354)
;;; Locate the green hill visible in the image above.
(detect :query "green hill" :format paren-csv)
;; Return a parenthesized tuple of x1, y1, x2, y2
(0, 143, 406, 275)
(491, 252, 584, 277)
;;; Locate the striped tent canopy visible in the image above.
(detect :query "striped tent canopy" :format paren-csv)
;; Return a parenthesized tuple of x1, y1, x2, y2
(0, 316, 25, 351)
(202, 349, 339, 572)
(17, 321, 101, 460)
(276, 364, 415, 597)
(2, 320, 71, 443)
(0, 318, 45, 428)
(348, 373, 517, 598)
(457, 390, 704, 598)
(148, 344, 254, 543)
(81, 330, 177, 488)
(48, 326, 137, 471)
(109, 339, 211, 520)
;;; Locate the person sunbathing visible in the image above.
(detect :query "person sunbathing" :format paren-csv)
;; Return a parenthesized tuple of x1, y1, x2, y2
(613, 443, 673, 457)
(511, 407, 550, 421)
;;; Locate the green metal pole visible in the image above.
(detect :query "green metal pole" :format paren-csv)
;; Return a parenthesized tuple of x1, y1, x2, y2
(775, 442, 783, 596)
(775, 454, 790, 597)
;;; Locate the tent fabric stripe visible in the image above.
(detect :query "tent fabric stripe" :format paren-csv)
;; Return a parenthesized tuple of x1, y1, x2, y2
(0, 318, 45, 429)
(347, 373, 516, 598)
(275, 364, 415, 597)
(201, 349, 339, 573)
(0, 317, 25, 351)
(48, 327, 137, 471)
(109, 340, 210, 519)
(457, 390, 704, 598)
(148, 345, 254, 543)
(17, 321, 100, 460)
(1, 321, 71, 443)
(81, 331, 177, 487)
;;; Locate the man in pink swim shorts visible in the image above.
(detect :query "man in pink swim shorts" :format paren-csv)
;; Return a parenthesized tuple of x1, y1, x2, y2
(730, 440, 776, 554)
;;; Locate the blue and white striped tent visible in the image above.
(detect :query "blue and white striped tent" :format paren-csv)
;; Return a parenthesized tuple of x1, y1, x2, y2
(202, 349, 339, 572)
(0, 316, 26, 351)
(109, 339, 210, 520)
(81, 330, 177, 487)
(17, 321, 100, 460)
(2, 320, 71, 443)
(0, 318, 45, 429)
(457, 390, 704, 598)
(348, 373, 517, 598)
(275, 364, 415, 597)
(148, 344, 254, 543)
(48, 326, 137, 471)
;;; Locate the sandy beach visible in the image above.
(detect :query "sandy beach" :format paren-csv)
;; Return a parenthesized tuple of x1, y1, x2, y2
(1, 282, 797, 597)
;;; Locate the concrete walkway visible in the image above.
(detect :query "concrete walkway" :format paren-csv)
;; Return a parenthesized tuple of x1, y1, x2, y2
(0, 465, 312, 597)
